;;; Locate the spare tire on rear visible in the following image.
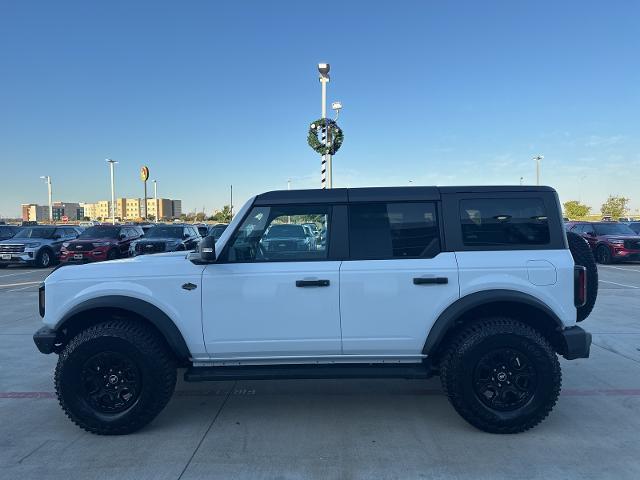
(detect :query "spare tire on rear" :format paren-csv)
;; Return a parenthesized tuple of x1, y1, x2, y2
(566, 231, 598, 322)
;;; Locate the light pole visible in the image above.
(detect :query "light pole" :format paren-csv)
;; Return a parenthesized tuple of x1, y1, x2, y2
(230, 184, 233, 220)
(533, 155, 544, 186)
(106, 158, 118, 224)
(318, 63, 330, 189)
(39, 176, 52, 223)
(152, 179, 158, 222)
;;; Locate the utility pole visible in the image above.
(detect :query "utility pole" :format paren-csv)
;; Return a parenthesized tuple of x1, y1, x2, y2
(533, 155, 544, 186)
(39, 176, 52, 223)
(318, 63, 330, 189)
(230, 184, 233, 220)
(106, 159, 118, 224)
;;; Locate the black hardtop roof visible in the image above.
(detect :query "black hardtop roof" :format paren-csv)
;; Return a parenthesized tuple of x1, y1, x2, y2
(254, 185, 557, 205)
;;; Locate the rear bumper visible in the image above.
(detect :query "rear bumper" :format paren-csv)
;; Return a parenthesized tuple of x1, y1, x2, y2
(560, 326, 592, 360)
(33, 326, 59, 354)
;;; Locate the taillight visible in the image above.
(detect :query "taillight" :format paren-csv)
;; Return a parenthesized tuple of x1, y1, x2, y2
(574, 266, 587, 309)
(38, 283, 46, 318)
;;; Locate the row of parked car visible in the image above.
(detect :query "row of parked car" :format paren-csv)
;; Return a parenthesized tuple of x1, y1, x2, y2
(0, 223, 228, 268)
(565, 220, 640, 264)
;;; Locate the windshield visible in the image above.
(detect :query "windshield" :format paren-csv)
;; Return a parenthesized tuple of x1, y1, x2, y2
(0, 226, 16, 239)
(265, 224, 305, 238)
(593, 223, 636, 236)
(14, 227, 56, 239)
(78, 226, 120, 239)
(145, 227, 182, 239)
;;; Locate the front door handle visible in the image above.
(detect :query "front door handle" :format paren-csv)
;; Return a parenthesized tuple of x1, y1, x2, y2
(296, 279, 330, 287)
(413, 277, 448, 285)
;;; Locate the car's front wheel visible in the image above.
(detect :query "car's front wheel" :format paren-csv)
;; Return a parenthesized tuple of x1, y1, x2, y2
(439, 317, 561, 434)
(55, 321, 177, 435)
(35, 248, 54, 268)
(596, 245, 612, 264)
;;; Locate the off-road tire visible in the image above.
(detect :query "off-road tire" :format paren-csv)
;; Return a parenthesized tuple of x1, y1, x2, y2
(566, 231, 598, 321)
(440, 317, 561, 434)
(55, 320, 177, 435)
(35, 248, 54, 268)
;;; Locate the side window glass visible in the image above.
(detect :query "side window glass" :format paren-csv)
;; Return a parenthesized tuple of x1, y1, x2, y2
(571, 224, 583, 233)
(226, 205, 330, 262)
(583, 225, 594, 235)
(460, 198, 550, 246)
(349, 202, 440, 260)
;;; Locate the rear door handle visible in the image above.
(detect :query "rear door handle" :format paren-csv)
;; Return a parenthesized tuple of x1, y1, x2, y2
(296, 279, 330, 287)
(413, 277, 448, 285)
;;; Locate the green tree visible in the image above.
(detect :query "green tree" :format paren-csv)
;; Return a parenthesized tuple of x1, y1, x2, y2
(563, 200, 591, 219)
(195, 212, 206, 222)
(212, 205, 232, 223)
(600, 195, 629, 218)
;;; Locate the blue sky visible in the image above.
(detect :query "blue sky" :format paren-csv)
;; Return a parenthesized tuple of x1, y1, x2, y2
(1, 0, 639, 217)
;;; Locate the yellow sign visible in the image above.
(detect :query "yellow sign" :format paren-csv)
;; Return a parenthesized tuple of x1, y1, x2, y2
(140, 166, 150, 182)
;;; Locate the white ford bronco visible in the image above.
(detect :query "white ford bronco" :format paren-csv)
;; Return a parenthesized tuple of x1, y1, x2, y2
(34, 186, 597, 435)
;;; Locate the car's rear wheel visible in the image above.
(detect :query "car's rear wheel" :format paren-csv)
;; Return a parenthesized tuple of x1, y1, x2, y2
(35, 248, 54, 268)
(439, 317, 561, 434)
(55, 321, 177, 435)
(596, 245, 612, 264)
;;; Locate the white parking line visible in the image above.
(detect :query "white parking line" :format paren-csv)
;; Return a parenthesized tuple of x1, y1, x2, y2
(599, 280, 640, 289)
(0, 270, 41, 278)
(599, 265, 640, 273)
(6, 285, 37, 292)
(0, 281, 41, 289)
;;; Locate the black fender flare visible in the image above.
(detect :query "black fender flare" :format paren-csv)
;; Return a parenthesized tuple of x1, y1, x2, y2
(422, 289, 564, 355)
(57, 295, 190, 361)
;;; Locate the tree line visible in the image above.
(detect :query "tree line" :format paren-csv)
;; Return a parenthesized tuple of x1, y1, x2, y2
(563, 196, 631, 220)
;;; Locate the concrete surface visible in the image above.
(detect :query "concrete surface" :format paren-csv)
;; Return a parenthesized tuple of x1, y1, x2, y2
(1, 263, 639, 479)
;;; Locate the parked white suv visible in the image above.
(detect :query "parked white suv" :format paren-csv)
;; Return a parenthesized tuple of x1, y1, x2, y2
(34, 186, 597, 435)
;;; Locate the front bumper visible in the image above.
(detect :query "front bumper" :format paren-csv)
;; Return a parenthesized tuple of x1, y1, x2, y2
(0, 251, 36, 264)
(560, 326, 592, 360)
(60, 248, 108, 263)
(33, 326, 60, 354)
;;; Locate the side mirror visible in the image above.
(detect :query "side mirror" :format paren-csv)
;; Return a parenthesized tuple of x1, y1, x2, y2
(199, 235, 216, 263)
(119, 233, 126, 240)
(183, 233, 190, 239)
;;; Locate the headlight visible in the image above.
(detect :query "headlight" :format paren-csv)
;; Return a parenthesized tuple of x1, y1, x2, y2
(26, 242, 41, 248)
(610, 239, 624, 245)
(62, 242, 70, 248)
(93, 242, 111, 247)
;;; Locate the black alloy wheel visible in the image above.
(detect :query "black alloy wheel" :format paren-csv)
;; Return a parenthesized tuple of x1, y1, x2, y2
(81, 351, 141, 414)
(596, 245, 612, 264)
(472, 348, 537, 411)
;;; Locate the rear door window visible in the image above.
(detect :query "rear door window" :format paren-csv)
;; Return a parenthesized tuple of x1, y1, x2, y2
(348, 202, 440, 260)
(460, 198, 550, 246)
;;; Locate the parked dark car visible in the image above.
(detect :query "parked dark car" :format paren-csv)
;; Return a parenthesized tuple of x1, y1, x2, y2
(260, 224, 315, 257)
(567, 221, 640, 264)
(207, 223, 229, 241)
(194, 224, 209, 237)
(130, 225, 201, 256)
(60, 225, 143, 264)
(0, 226, 81, 268)
(0, 225, 19, 240)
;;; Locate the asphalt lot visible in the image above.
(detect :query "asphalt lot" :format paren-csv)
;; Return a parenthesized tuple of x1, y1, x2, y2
(1, 263, 639, 479)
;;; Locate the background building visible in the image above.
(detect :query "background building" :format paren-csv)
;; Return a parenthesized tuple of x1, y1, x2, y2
(21, 197, 182, 222)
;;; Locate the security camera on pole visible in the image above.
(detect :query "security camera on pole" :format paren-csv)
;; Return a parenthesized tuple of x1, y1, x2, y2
(308, 63, 344, 189)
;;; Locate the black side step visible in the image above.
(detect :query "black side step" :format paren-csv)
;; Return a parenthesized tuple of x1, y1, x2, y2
(184, 363, 432, 382)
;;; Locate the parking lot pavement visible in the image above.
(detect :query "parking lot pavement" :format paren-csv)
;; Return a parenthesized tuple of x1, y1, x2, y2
(1, 263, 639, 479)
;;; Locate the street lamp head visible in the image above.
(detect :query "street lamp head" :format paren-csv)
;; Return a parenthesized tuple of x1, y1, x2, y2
(331, 101, 342, 111)
(318, 63, 330, 81)
(105, 158, 118, 164)
(318, 63, 330, 75)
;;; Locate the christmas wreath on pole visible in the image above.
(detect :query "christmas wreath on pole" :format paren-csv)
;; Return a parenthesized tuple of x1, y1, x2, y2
(307, 118, 344, 155)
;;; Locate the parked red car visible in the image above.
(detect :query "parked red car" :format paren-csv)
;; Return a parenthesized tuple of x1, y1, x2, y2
(60, 225, 143, 264)
(566, 221, 640, 264)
